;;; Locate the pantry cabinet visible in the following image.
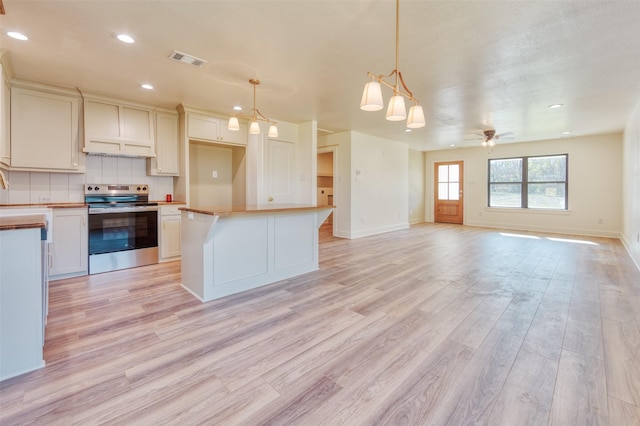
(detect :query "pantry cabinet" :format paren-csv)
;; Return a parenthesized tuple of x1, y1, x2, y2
(83, 94, 155, 157)
(49, 208, 88, 279)
(147, 109, 179, 176)
(159, 204, 185, 261)
(9, 83, 83, 172)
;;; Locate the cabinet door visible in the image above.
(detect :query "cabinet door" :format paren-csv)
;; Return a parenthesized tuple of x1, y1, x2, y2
(160, 215, 182, 259)
(187, 113, 220, 141)
(218, 120, 248, 145)
(50, 208, 88, 278)
(152, 111, 179, 175)
(11, 87, 80, 170)
(0, 65, 10, 166)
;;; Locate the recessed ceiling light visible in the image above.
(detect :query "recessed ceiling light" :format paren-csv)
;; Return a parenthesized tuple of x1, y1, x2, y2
(548, 103, 564, 109)
(7, 31, 28, 41)
(405, 129, 412, 133)
(450, 144, 456, 147)
(141, 83, 154, 90)
(562, 131, 571, 135)
(116, 34, 135, 44)
(233, 105, 242, 111)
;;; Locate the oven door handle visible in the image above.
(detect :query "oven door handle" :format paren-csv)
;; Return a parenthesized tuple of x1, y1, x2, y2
(89, 206, 159, 214)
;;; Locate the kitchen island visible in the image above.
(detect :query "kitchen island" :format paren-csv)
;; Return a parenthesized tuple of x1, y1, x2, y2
(180, 204, 333, 302)
(0, 214, 47, 381)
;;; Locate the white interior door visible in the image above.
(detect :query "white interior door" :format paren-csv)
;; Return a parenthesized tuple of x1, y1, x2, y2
(266, 139, 295, 203)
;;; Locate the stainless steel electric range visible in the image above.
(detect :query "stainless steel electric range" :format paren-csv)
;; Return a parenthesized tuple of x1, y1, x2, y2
(85, 184, 158, 275)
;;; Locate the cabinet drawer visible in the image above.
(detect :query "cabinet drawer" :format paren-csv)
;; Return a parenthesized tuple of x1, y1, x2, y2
(160, 204, 185, 216)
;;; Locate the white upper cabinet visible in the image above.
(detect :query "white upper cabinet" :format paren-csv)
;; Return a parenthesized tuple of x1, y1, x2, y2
(182, 107, 247, 145)
(147, 109, 179, 176)
(0, 63, 10, 167)
(83, 94, 155, 157)
(9, 82, 83, 172)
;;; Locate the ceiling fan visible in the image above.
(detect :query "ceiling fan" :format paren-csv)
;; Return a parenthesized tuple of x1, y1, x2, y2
(471, 129, 514, 147)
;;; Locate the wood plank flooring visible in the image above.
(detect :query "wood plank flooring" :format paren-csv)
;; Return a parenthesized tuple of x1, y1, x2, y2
(2, 223, 640, 425)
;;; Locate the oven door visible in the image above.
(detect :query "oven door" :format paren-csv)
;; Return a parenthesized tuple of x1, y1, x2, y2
(88, 208, 158, 255)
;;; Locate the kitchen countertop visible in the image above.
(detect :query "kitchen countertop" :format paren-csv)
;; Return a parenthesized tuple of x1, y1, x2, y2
(155, 201, 186, 205)
(180, 204, 334, 217)
(0, 214, 47, 231)
(0, 203, 86, 209)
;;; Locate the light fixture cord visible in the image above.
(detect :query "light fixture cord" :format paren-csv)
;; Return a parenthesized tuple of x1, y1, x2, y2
(252, 81, 257, 121)
(394, 0, 400, 94)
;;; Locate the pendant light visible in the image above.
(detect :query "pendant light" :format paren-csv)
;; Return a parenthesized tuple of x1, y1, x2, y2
(360, 0, 426, 129)
(228, 79, 278, 138)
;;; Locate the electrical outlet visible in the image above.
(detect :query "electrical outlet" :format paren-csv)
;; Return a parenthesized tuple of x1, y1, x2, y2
(39, 196, 51, 203)
(212, 170, 218, 178)
(598, 218, 603, 224)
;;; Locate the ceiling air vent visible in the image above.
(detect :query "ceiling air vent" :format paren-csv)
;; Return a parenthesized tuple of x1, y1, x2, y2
(168, 50, 207, 67)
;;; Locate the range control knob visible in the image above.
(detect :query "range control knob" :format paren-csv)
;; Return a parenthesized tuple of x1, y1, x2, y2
(142, 186, 147, 191)
(137, 186, 141, 191)
(87, 186, 93, 191)
(94, 186, 100, 191)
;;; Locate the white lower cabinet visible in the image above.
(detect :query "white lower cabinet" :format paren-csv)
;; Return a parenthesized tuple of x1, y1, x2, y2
(49, 208, 88, 279)
(159, 204, 185, 261)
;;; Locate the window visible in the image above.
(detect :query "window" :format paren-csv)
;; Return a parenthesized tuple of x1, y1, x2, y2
(488, 154, 567, 209)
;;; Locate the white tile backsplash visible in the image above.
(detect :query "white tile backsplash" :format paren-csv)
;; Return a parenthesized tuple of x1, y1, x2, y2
(1, 155, 174, 204)
(101, 157, 118, 183)
(8, 171, 30, 204)
(50, 173, 70, 202)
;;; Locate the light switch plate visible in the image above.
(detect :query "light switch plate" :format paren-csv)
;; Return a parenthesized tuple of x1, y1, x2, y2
(212, 170, 218, 178)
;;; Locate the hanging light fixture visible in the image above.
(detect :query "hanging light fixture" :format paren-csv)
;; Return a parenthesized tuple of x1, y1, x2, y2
(360, 0, 425, 129)
(228, 79, 278, 138)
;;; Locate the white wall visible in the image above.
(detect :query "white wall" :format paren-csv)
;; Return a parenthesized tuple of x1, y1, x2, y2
(297, 121, 317, 204)
(319, 131, 409, 239)
(0, 155, 174, 204)
(622, 98, 640, 268)
(425, 133, 623, 238)
(409, 149, 426, 224)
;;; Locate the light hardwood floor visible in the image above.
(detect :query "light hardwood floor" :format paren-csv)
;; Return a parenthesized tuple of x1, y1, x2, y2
(1, 223, 640, 425)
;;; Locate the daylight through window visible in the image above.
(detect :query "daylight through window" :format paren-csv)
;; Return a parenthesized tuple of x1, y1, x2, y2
(488, 154, 568, 209)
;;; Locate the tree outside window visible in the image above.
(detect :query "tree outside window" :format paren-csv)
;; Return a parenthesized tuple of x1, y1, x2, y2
(488, 154, 567, 209)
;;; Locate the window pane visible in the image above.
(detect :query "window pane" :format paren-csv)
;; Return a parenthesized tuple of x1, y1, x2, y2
(438, 165, 448, 182)
(490, 158, 522, 182)
(528, 156, 567, 182)
(449, 183, 459, 200)
(489, 183, 522, 207)
(438, 182, 449, 200)
(528, 183, 566, 209)
(449, 164, 459, 182)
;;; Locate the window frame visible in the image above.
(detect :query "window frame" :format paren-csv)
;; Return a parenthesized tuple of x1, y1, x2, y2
(487, 154, 568, 210)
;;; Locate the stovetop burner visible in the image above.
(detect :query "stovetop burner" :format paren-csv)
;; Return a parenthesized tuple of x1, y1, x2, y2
(84, 184, 155, 207)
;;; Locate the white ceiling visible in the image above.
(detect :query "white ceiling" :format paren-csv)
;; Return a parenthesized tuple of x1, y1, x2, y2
(1, 0, 640, 151)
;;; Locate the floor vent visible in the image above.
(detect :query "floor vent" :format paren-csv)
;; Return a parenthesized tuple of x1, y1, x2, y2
(168, 50, 207, 67)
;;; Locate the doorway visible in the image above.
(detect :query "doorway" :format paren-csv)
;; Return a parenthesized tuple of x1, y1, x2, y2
(434, 161, 464, 224)
(317, 147, 335, 235)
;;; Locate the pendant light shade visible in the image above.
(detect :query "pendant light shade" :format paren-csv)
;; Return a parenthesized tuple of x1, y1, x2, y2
(360, 0, 427, 130)
(228, 116, 240, 131)
(229, 79, 277, 138)
(386, 95, 407, 121)
(360, 81, 384, 111)
(406, 105, 426, 128)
